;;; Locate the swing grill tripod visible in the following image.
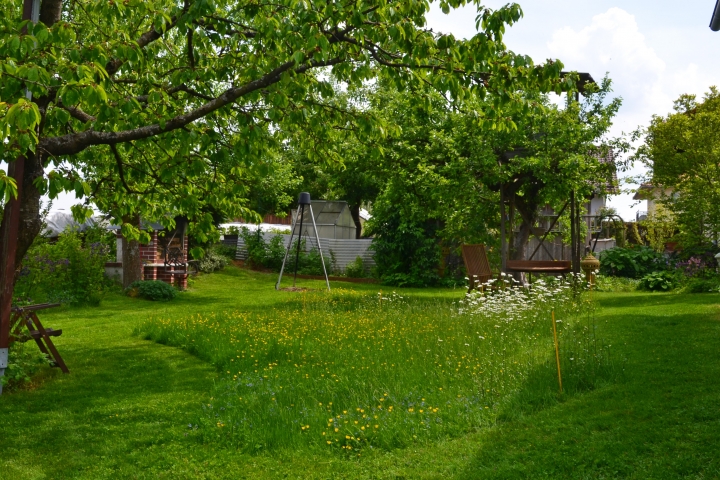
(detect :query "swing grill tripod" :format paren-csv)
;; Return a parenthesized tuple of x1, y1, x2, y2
(276, 193, 331, 291)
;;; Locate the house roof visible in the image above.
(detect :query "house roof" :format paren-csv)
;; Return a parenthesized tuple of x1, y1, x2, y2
(632, 183, 654, 200)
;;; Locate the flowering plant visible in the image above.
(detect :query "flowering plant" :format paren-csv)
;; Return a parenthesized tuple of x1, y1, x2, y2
(459, 273, 589, 322)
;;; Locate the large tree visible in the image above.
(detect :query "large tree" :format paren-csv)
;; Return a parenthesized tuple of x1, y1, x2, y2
(0, 0, 571, 273)
(634, 88, 720, 248)
(458, 77, 622, 261)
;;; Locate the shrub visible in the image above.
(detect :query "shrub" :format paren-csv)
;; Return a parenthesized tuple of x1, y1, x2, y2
(14, 229, 112, 306)
(126, 280, 178, 301)
(345, 256, 367, 278)
(369, 216, 441, 287)
(638, 271, 680, 292)
(212, 244, 236, 261)
(0, 344, 50, 390)
(598, 246, 667, 278)
(197, 247, 230, 273)
(285, 239, 329, 276)
(264, 235, 288, 270)
(594, 275, 640, 292)
(241, 228, 269, 269)
(684, 276, 720, 293)
(239, 228, 330, 274)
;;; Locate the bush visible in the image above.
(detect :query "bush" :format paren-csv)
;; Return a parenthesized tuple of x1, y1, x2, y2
(0, 344, 50, 390)
(126, 280, 178, 301)
(240, 228, 286, 270)
(594, 275, 640, 292)
(368, 211, 442, 287)
(684, 276, 720, 293)
(285, 239, 330, 276)
(14, 228, 112, 306)
(598, 246, 667, 279)
(345, 256, 367, 278)
(638, 271, 680, 292)
(213, 244, 237, 261)
(197, 247, 230, 273)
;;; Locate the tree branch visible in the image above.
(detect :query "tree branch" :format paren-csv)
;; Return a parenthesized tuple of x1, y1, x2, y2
(109, 144, 141, 194)
(41, 57, 345, 156)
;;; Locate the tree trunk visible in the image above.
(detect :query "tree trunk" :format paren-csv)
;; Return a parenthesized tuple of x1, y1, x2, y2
(16, 152, 44, 270)
(510, 189, 542, 262)
(39, 0, 62, 26)
(121, 215, 143, 288)
(0, 0, 64, 282)
(349, 204, 363, 239)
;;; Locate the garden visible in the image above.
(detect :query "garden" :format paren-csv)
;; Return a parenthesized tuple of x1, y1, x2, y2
(3, 0, 720, 477)
(2, 262, 720, 478)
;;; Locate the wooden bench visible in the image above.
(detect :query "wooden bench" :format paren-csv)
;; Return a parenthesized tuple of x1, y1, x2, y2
(506, 260, 572, 283)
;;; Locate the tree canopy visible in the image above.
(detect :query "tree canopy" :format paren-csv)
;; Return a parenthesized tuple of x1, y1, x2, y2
(0, 0, 576, 273)
(285, 77, 621, 285)
(635, 87, 720, 247)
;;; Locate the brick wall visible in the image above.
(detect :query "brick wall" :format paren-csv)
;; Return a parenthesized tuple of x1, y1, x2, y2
(115, 230, 189, 289)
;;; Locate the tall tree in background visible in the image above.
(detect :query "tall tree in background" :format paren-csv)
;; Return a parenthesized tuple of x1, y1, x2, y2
(350, 79, 620, 286)
(459, 77, 622, 261)
(635, 88, 720, 248)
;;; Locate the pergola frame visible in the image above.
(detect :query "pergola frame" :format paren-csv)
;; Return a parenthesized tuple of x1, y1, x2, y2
(499, 72, 596, 277)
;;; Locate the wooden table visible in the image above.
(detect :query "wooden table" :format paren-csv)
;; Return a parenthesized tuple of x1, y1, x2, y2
(506, 260, 572, 283)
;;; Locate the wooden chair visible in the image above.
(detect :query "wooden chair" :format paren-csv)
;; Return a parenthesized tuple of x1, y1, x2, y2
(461, 244, 496, 293)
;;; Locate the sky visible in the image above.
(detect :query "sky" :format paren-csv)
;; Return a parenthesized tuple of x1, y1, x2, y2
(47, 1, 720, 220)
(425, 0, 720, 220)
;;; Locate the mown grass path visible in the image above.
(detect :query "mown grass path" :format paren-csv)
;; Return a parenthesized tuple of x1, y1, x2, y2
(1, 268, 718, 479)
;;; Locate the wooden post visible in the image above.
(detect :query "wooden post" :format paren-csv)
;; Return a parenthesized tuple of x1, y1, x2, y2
(552, 310, 563, 394)
(500, 183, 507, 274)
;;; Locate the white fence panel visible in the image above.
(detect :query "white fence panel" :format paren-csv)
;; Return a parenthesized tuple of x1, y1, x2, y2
(236, 233, 375, 271)
(526, 237, 616, 261)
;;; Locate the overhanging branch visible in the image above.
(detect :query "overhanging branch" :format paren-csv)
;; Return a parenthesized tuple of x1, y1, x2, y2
(41, 57, 345, 156)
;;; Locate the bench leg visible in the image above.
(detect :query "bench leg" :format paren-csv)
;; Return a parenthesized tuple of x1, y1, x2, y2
(28, 313, 69, 374)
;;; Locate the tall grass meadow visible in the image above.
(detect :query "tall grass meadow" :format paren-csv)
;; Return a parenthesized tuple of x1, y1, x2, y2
(137, 275, 616, 455)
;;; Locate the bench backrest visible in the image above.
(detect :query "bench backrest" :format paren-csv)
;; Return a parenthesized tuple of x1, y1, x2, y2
(461, 244, 493, 282)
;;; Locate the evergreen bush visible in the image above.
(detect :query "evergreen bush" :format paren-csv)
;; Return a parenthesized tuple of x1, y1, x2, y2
(126, 280, 178, 301)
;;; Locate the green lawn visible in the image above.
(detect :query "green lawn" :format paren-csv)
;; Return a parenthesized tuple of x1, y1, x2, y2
(1, 267, 719, 479)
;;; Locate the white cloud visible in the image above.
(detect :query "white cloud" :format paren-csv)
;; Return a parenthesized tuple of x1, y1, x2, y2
(426, 4, 720, 221)
(544, 8, 675, 220)
(548, 8, 670, 132)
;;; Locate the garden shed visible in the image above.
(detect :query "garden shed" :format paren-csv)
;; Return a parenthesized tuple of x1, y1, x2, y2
(291, 200, 357, 240)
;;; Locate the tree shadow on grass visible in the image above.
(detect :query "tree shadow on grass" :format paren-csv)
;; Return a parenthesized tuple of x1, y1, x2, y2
(595, 292, 719, 311)
(0, 339, 216, 478)
(455, 306, 720, 480)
